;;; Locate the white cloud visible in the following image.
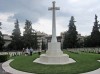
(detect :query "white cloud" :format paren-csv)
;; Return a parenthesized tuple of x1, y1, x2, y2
(0, 13, 14, 35)
(32, 18, 52, 35)
(69, 0, 80, 3)
(0, 13, 14, 22)
(20, 26, 24, 36)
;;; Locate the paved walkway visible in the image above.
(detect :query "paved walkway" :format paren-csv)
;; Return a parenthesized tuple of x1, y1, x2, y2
(0, 63, 11, 74)
(2, 59, 34, 74)
(2, 59, 100, 74)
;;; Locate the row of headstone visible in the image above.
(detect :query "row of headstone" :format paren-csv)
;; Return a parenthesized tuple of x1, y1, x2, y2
(0, 52, 23, 57)
(67, 48, 100, 54)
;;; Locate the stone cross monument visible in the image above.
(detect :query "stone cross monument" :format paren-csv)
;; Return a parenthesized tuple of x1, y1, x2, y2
(34, 1, 75, 64)
(48, 1, 59, 43)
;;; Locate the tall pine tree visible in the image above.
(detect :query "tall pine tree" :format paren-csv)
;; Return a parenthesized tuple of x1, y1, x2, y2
(23, 20, 38, 49)
(63, 16, 78, 48)
(0, 22, 5, 51)
(11, 19, 22, 50)
(90, 15, 100, 47)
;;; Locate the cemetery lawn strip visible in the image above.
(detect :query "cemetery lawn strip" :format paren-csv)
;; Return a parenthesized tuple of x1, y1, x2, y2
(10, 52, 100, 74)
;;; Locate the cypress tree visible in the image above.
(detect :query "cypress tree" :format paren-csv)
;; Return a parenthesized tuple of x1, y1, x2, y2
(90, 15, 100, 47)
(11, 19, 22, 50)
(63, 16, 78, 48)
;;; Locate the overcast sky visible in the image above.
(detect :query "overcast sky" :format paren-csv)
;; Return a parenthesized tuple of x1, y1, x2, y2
(0, 0, 100, 36)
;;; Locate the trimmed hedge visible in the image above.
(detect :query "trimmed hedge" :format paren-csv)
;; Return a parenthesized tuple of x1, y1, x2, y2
(0, 55, 9, 63)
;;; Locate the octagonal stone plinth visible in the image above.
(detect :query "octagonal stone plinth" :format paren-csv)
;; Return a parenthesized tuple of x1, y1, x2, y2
(33, 42, 76, 64)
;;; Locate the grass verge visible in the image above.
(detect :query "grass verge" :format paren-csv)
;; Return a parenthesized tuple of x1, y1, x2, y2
(10, 51, 100, 74)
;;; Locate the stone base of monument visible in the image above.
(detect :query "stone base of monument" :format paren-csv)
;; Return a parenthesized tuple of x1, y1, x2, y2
(34, 54, 75, 64)
(33, 42, 76, 64)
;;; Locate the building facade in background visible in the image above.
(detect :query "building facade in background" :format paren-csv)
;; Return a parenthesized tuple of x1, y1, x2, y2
(2, 31, 85, 50)
(3, 34, 12, 47)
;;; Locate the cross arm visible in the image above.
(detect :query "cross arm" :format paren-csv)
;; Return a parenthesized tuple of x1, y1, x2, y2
(48, 7, 60, 10)
(55, 7, 60, 10)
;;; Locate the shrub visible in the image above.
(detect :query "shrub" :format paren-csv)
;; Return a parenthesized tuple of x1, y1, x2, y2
(0, 55, 9, 63)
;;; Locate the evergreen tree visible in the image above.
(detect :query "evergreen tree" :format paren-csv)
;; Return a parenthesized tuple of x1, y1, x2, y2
(34, 32, 38, 49)
(63, 16, 78, 48)
(23, 20, 38, 49)
(77, 37, 84, 48)
(0, 22, 5, 51)
(90, 15, 100, 47)
(84, 36, 91, 47)
(11, 19, 23, 50)
(41, 39, 46, 50)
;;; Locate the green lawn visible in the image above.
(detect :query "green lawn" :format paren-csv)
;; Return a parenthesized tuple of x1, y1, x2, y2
(10, 51, 100, 74)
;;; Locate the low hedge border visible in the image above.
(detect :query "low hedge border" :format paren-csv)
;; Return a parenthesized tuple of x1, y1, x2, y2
(0, 55, 9, 63)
